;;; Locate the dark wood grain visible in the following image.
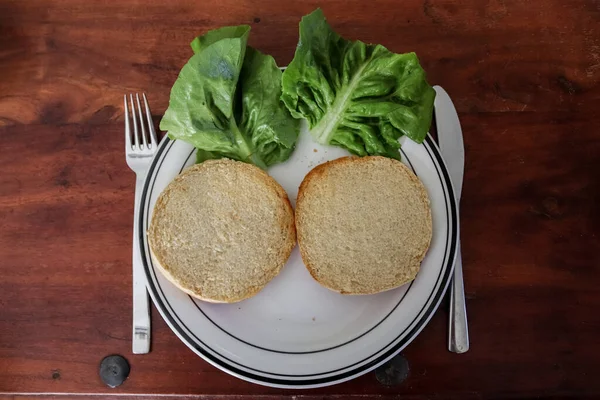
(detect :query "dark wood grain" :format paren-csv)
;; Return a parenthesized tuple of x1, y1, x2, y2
(0, 0, 599, 398)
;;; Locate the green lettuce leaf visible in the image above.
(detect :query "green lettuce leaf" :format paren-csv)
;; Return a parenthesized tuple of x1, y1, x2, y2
(160, 26, 299, 169)
(190, 25, 251, 54)
(238, 47, 299, 166)
(281, 9, 435, 159)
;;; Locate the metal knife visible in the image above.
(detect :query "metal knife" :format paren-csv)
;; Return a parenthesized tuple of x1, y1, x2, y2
(433, 86, 469, 353)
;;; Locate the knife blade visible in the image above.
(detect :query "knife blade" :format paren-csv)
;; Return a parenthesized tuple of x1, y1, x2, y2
(434, 87, 465, 199)
(433, 85, 469, 353)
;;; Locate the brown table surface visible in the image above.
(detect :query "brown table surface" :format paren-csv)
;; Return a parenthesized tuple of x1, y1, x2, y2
(1, 0, 599, 398)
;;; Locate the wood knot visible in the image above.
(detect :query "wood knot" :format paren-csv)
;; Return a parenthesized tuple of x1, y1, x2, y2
(542, 197, 560, 216)
(530, 196, 563, 219)
(557, 76, 583, 95)
(39, 101, 68, 125)
(55, 165, 72, 188)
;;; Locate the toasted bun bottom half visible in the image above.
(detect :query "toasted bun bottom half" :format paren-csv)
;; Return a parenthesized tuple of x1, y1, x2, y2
(295, 156, 432, 295)
(148, 159, 296, 303)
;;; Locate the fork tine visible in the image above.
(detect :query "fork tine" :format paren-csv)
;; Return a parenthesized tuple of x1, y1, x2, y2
(136, 94, 149, 149)
(124, 95, 132, 150)
(130, 94, 140, 150)
(142, 93, 158, 148)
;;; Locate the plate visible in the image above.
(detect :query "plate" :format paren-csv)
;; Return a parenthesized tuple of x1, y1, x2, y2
(139, 121, 458, 388)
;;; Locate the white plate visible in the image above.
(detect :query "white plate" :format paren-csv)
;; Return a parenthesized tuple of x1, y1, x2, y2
(139, 122, 458, 388)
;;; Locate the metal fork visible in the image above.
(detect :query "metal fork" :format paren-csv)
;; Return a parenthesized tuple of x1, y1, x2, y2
(124, 93, 157, 354)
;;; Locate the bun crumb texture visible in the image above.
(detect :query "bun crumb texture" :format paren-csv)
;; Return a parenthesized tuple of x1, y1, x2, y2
(148, 159, 296, 303)
(295, 156, 433, 295)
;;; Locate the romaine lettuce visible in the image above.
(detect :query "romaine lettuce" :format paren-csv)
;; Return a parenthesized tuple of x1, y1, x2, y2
(281, 9, 435, 159)
(160, 26, 299, 169)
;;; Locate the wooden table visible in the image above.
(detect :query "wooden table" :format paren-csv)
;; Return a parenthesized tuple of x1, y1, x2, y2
(1, 0, 599, 398)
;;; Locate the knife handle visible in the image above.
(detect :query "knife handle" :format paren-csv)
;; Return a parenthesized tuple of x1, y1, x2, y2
(449, 242, 469, 353)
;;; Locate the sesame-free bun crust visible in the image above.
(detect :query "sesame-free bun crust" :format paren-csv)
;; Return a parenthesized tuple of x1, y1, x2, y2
(148, 159, 296, 303)
(295, 156, 432, 295)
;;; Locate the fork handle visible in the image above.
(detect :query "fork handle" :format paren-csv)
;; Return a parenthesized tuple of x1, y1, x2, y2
(449, 242, 469, 353)
(132, 174, 151, 354)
